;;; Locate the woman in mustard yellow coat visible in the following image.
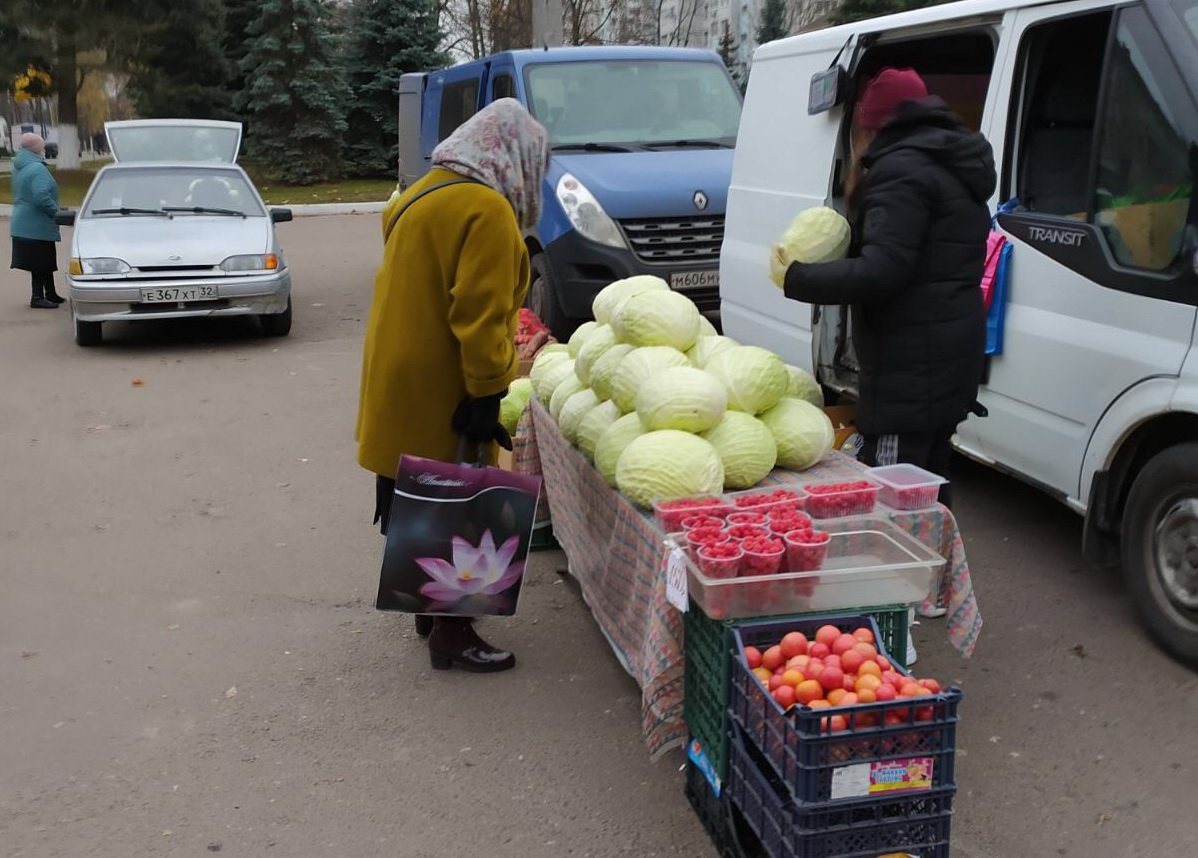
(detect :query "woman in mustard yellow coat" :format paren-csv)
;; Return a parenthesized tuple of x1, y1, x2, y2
(357, 100, 549, 673)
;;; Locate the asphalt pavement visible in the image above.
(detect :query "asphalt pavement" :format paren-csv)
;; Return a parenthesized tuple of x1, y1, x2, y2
(2, 214, 1194, 858)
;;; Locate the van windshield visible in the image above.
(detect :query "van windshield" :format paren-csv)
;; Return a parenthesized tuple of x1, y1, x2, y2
(1175, 0, 1198, 41)
(525, 60, 741, 149)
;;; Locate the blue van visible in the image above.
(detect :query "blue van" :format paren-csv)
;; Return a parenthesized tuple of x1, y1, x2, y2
(397, 46, 743, 337)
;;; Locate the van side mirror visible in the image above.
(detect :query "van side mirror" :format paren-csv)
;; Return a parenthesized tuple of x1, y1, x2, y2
(270, 208, 293, 224)
(55, 209, 76, 227)
(809, 65, 849, 116)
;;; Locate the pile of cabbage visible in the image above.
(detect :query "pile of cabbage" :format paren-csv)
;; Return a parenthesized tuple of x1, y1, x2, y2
(506, 276, 836, 508)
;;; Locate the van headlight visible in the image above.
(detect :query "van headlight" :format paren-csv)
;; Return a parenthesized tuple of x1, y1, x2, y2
(70, 257, 130, 275)
(221, 253, 279, 272)
(556, 173, 625, 249)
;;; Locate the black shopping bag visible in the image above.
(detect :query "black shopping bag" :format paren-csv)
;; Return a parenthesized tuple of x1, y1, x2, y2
(376, 447, 541, 616)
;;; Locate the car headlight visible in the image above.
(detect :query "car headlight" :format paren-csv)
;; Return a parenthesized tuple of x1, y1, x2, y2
(220, 254, 279, 272)
(70, 257, 130, 275)
(555, 173, 625, 249)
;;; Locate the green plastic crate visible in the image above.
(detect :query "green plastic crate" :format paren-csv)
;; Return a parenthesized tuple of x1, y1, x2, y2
(683, 602, 909, 784)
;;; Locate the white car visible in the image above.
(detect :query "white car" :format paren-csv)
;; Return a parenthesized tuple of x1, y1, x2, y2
(58, 119, 293, 346)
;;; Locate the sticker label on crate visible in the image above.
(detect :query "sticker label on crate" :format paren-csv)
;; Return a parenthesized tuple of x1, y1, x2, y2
(687, 738, 721, 796)
(665, 548, 689, 613)
(829, 757, 934, 800)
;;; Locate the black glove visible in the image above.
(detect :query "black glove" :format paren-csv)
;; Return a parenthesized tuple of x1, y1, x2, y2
(452, 392, 513, 451)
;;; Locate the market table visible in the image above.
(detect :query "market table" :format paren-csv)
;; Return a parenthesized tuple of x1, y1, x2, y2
(513, 399, 982, 758)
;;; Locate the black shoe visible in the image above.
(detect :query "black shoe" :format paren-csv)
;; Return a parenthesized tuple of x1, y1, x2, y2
(30, 297, 57, 309)
(414, 615, 434, 638)
(428, 618, 515, 673)
(44, 290, 65, 305)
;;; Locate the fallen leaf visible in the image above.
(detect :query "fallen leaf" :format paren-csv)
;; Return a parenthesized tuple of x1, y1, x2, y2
(1071, 644, 1087, 658)
(224, 686, 238, 699)
(131, 378, 145, 387)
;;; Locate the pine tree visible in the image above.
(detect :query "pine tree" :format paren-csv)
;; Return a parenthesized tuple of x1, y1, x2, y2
(236, 0, 350, 184)
(343, 0, 447, 177)
(717, 23, 737, 71)
(222, 0, 265, 122)
(755, 0, 789, 45)
(126, 0, 233, 119)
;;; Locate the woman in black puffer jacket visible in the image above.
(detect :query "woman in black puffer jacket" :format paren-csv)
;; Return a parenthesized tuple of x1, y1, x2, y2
(774, 68, 996, 506)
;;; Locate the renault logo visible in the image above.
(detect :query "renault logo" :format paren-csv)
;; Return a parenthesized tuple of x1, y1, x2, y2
(693, 190, 709, 211)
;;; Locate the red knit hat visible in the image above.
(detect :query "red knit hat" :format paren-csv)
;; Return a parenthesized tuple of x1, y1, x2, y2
(854, 68, 929, 130)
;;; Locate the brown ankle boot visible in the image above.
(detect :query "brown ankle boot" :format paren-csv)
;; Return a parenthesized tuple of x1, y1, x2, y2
(428, 618, 515, 673)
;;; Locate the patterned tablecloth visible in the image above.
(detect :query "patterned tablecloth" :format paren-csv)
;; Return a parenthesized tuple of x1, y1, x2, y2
(514, 399, 983, 758)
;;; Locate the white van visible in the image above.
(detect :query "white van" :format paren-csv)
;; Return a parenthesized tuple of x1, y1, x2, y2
(721, 0, 1198, 665)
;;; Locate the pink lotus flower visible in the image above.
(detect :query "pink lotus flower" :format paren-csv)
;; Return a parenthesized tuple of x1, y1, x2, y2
(416, 530, 525, 604)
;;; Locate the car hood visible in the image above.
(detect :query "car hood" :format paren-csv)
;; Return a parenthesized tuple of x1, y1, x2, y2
(549, 149, 733, 220)
(74, 215, 272, 268)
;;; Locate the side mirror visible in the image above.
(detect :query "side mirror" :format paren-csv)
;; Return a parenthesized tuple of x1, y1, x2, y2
(808, 65, 849, 115)
(55, 209, 76, 227)
(270, 208, 293, 224)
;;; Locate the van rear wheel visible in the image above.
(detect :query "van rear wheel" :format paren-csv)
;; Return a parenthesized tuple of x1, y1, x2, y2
(527, 255, 577, 341)
(1121, 442, 1198, 667)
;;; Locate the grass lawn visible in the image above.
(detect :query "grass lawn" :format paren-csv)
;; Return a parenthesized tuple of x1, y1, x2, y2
(0, 163, 392, 207)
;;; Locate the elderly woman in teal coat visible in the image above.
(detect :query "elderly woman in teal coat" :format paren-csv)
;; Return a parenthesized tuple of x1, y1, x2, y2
(9, 133, 63, 309)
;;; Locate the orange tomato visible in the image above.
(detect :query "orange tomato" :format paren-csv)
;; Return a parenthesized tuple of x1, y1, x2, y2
(855, 673, 882, 692)
(852, 627, 875, 644)
(781, 669, 805, 688)
(752, 667, 773, 685)
(857, 660, 883, 679)
(826, 688, 847, 706)
(795, 680, 824, 705)
(807, 699, 832, 709)
(856, 687, 878, 703)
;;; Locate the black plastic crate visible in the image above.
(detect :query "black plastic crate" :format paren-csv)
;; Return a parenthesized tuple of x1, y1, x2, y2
(728, 724, 952, 858)
(685, 605, 909, 783)
(730, 615, 960, 806)
(685, 757, 763, 858)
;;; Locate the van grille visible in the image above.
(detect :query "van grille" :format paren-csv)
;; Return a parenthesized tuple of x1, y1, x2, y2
(619, 216, 724, 264)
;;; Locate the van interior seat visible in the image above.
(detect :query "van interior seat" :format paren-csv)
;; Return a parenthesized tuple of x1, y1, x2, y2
(1022, 63, 1100, 216)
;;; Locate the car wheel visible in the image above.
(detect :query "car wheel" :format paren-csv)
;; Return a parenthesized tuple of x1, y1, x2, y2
(74, 313, 102, 347)
(259, 297, 292, 337)
(1121, 442, 1198, 667)
(526, 255, 578, 341)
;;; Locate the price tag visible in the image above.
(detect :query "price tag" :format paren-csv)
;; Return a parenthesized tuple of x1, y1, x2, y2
(830, 763, 871, 800)
(665, 547, 689, 613)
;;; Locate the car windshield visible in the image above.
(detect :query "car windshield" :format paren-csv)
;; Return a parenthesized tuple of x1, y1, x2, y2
(525, 60, 741, 149)
(83, 167, 265, 218)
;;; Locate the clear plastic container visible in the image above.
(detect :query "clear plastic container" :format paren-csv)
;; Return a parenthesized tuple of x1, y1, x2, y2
(741, 539, 786, 576)
(684, 526, 730, 560)
(727, 511, 768, 526)
(673, 516, 944, 620)
(726, 524, 770, 542)
(681, 514, 727, 531)
(802, 480, 880, 519)
(725, 487, 807, 516)
(784, 529, 830, 572)
(653, 496, 732, 532)
(868, 464, 948, 511)
(696, 542, 743, 579)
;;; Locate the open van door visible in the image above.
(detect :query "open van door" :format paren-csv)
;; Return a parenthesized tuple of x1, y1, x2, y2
(811, 24, 1000, 407)
(105, 119, 242, 164)
(398, 73, 427, 191)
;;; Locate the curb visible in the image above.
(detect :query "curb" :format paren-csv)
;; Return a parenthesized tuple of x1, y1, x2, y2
(0, 201, 386, 219)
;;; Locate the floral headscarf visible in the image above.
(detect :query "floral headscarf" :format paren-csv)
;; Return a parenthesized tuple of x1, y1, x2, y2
(431, 98, 550, 231)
